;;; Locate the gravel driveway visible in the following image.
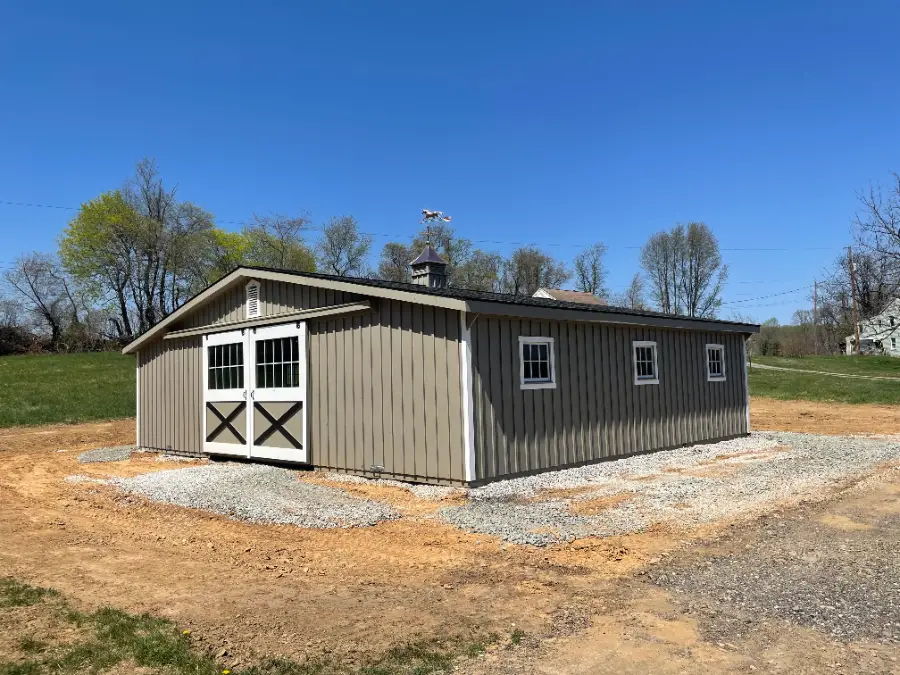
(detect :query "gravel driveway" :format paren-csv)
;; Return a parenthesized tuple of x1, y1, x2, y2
(440, 432, 900, 546)
(114, 464, 400, 528)
(649, 472, 900, 646)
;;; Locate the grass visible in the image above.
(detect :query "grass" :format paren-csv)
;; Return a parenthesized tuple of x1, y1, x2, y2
(0, 352, 135, 427)
(0, 578, 513, 675)
(749, 366, 900, 405)
(753, 354, 900, 378)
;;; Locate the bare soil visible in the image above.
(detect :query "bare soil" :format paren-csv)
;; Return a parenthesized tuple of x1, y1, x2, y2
(751, 396, 900, 434)
(2, 398, 900, 673)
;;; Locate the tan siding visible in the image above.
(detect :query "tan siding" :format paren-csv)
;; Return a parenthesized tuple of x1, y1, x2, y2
(138, 336, 203, 454)
(307, 300, 466, 484)
(470, 318, 750, 482)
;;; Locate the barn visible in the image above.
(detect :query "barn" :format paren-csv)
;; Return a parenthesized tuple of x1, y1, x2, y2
(123, 247, 760, 486)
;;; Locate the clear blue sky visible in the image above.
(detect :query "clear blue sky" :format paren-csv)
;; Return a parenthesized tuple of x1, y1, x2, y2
(2, 1, 899, 323)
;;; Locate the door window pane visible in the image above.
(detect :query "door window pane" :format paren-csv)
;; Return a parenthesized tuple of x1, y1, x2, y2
(255, 336, 300, 389)
(207, 342, 244, 390)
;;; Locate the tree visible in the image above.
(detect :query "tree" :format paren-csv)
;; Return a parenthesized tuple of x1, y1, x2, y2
(60, 159, 218, 337)
(853, 173, 900, 267)
(500, 246, 569, 296)
(377, 242, 413, 283)
(243, 213, 316, 272)
(679, 222, 728, 318)
(454, 250, 504, 292)
(317, 216, 372, 277)
(572, 243, 609, 298)
(640, 222, 727, 317)
(3, 253, 80, 349)
(613, 273, 647, 310)
(641, 227, 684, 314)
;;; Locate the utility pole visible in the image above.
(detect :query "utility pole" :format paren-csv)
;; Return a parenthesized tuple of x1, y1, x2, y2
(848, 246, 860, 355)
(813, 280, 818, 355)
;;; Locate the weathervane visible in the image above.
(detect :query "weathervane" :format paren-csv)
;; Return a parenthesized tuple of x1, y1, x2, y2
(420, 209, 451, 247)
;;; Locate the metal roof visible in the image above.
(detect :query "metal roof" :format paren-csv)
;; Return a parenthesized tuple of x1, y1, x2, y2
(410, 245, 447, 266)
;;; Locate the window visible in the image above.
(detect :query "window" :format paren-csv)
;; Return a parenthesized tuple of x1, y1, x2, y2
(633, 341, 659, 385)
(519, 336, 556, 389)
(891, 316, 896, 327)
(706, 344, 726, 381)
(246, 280, 260, 319)
(892, 337, 897, 350)
(256, 336, 300, 388)
(207, 343, 244, 390)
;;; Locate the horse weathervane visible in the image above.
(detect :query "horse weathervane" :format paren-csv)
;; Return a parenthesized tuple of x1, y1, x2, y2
(420, 209, 451, 224)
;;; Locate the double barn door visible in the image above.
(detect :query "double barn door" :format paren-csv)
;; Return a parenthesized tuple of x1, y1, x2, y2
(203, 322, 307, 463)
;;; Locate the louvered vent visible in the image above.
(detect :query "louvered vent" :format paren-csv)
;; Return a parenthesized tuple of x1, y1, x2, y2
(246, 281, 260, 319)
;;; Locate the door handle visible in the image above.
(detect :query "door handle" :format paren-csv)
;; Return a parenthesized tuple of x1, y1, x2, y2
(242, 391, 247, 400)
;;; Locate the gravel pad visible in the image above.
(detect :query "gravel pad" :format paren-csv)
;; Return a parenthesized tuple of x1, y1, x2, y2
(77, 446, 136, 463)
(440, 432, 900, 546)
(651, 505, 900, 644)
(114, 464, 400, 528)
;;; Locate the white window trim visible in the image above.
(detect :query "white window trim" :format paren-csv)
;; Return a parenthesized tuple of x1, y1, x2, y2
(633, 340, 659, 385)
(519, 336, 557, 390)
(706, 343, 726, 382)
(246, 280, 261, 319)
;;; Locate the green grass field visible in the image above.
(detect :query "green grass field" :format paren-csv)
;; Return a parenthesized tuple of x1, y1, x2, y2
(749, 357, 900, 405)
(0, 352, 135, 428)
(754, 354, 900, 378)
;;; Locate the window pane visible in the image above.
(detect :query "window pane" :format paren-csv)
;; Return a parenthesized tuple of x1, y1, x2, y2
(237, 366, 244, 388)
(539, 362, 549, 379)
(237, 344, 243, 365)
(208, 369, 215, 389)
(256, 364, 265, 388)
(257, 340, 264, 363)
(274, 362, 283, 387)
(538, 344, 548, 361)
(292, 363, 299, 387)
(273, 339, 282, 363)
(524, 362, 533, 380)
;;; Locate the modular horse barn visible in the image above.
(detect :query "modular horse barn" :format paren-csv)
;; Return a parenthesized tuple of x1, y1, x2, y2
(124, 249, 759, 486)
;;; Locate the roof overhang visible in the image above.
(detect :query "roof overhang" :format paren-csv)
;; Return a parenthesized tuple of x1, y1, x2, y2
(464, 300, 760, 334)
(122, 268, 468, 354)
(123, 267, 759, 354)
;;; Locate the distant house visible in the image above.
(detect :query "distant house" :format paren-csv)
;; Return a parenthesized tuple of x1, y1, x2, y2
(845, 298, 900, 356)
(533, 288, 607, 306)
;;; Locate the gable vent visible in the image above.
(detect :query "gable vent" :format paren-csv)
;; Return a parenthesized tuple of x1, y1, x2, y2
(246, 281, 260, 319)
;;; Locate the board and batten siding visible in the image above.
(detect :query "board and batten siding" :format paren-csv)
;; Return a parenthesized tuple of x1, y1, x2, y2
(139, 279, 467, 482)
(307, 300, 466, 484)
(468, 316, 748, 482)
(137, 336, 204, 454)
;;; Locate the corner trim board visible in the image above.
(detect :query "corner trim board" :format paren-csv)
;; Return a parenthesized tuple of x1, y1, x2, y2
(742, 338, 751, 432)
(459, 310, 477, 482)
(135, 351, 140, 447)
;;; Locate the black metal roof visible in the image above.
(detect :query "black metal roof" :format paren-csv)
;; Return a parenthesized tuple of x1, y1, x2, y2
(238, 265, 760, 331)
(410, 245, 447, 266)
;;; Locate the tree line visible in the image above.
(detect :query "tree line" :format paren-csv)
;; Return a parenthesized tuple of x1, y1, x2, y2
(1, 158, 729, 355)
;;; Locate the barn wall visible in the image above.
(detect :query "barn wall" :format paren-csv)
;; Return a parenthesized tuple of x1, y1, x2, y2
(174, 278, 365, 330)
(307, 301, 466, 484)
(139, 281, 467, 482)
(468, 317, 748, 482)
(137, 336, 204, 454)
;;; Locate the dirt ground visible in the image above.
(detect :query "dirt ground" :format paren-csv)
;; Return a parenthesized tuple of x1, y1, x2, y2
(750, 396, 900, 434)
(2, 397, 899, 673)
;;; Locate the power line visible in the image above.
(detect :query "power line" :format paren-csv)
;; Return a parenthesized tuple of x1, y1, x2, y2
(720, 285, 814, 306)
(1, 198, 841, 253)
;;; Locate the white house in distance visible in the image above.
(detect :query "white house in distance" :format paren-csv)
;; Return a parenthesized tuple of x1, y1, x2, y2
(845, 298, 900, 356)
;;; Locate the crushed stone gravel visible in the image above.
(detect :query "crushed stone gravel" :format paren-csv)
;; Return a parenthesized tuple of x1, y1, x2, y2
(650, 474, 900, 644)
(439, 432, 900, 546)
(112, 463, 400, 528)
(77, 446, 136, 463)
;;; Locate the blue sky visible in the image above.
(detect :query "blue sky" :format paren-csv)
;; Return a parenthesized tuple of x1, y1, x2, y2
(2, 1, 899, 322)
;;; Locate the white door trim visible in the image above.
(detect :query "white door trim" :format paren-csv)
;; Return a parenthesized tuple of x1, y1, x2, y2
(248, 322, 308, 463)
(203, 329, 250, 457)
(459, 311, 476, 482)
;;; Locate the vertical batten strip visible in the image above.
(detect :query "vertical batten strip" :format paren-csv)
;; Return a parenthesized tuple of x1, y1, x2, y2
(459, 311, 477, 483)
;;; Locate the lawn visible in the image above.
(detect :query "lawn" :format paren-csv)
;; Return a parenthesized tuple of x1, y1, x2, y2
(0, 352, 135, 427)
(0, 577, 503, 675)
(753, 354, 900, 378)
(749, 365, 900, 405)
